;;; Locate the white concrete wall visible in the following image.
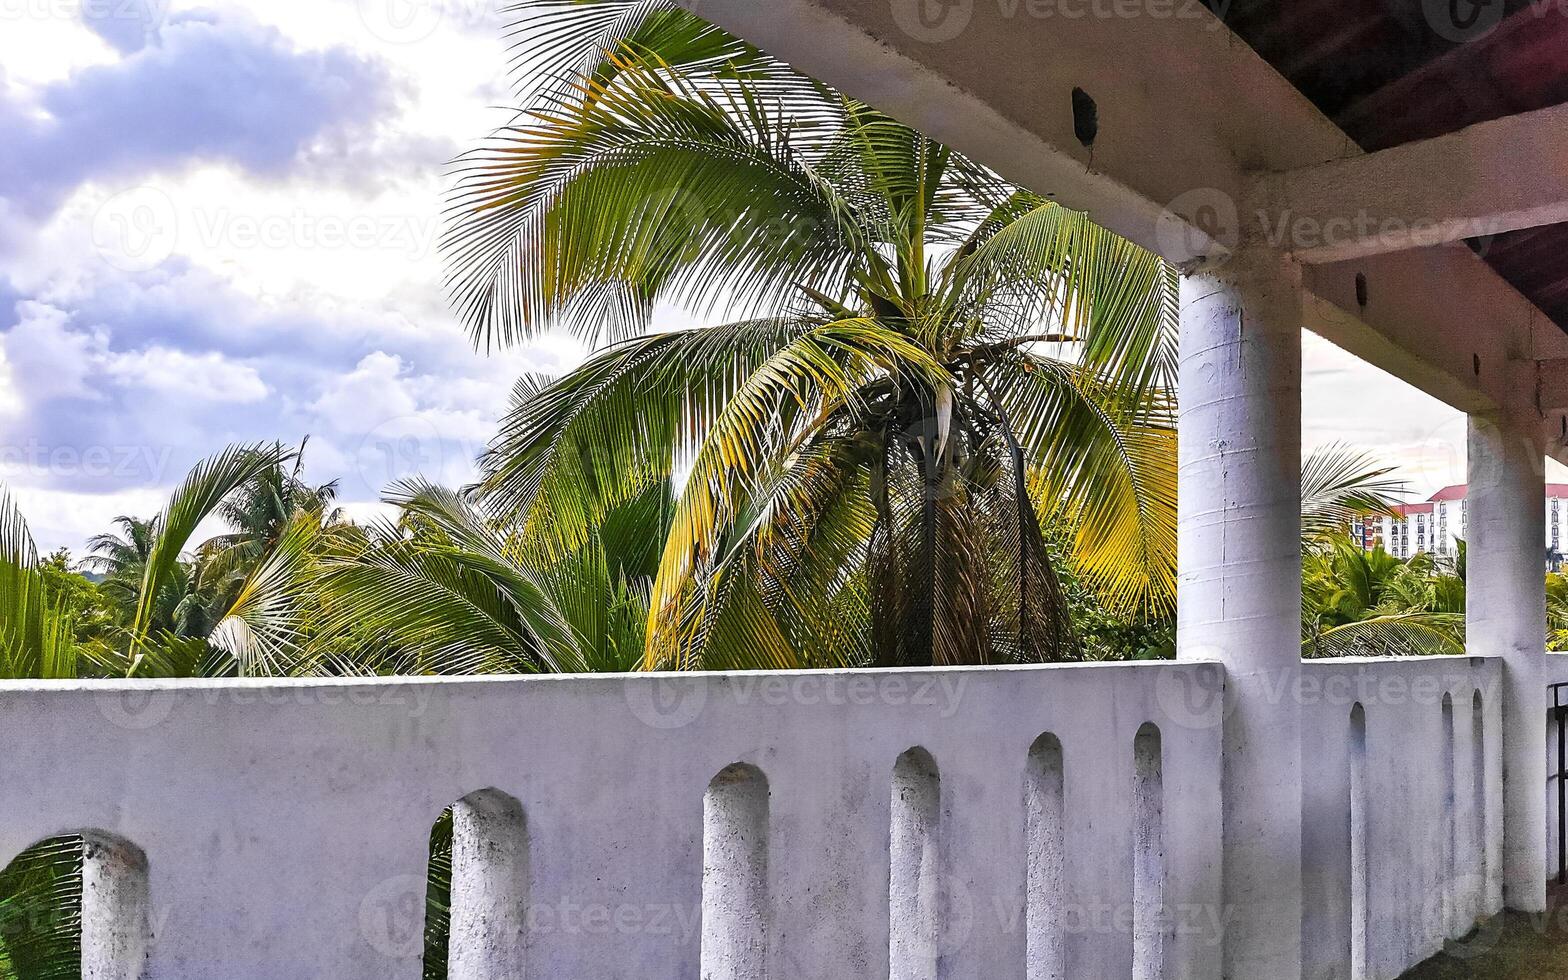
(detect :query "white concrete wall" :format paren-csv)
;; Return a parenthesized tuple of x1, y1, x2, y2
(0, 663, 1226, 980)
(1300, 658, 1505, 980)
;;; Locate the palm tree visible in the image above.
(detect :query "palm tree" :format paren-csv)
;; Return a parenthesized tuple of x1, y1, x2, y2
(307, 477, 667, 676)
(0, 490, 79, 681)
(1302, 539, 1466, 657)
(445, 1, 1178, 670)
(82, 515, 158, 617)
(206, 438, 340, 570)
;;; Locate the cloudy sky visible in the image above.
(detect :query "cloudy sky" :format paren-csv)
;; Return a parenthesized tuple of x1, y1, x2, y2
(0, 0, 1508, 554)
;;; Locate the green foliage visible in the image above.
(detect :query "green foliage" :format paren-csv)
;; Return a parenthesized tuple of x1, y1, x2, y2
(1300, 443, 1405, 539)
(0, 491, 78, 681)
(0, 838, 80, 980)
(447, 1, 1183, 669)
(1302, 537, 1466, 658)
(423, 810, 453, 980)
(35, 552, 117, 648)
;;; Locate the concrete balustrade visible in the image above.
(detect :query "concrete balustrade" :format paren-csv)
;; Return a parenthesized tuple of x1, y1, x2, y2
(2, 654, 1527, 979)
(1300, 657, 1505, 980)
(0, 663, 1231, 979)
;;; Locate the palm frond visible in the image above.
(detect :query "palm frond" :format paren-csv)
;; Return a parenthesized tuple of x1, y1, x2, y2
(475, 318, 808, 549)
(645, 318, 951, 666)
(1301, 443, 1406, 540)
(0, 488, 77, 680)
(312, 481, 582, 675)
(989, 353, 1177, 619)
(1304, 612, 1466, 658)
(208, 512, 325, 677)
(444, 51, 861, 346)
(129, 443, 293, 648)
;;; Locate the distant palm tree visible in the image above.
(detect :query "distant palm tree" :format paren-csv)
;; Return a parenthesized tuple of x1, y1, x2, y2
(1296, 444, 1465, 657)
(308, 476, 666, 676)
(1302, 538, 1465, 657)
(207, 438, 340, 569)
(445, 1, 1178, 669)
(82, 515, 158, 615)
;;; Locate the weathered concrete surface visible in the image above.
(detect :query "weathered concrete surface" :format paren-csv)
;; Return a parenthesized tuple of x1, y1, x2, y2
(1252, 101, 1568, 264)
(448, 789, 529, 980)
(1178, 248, 1305, 979)
(81, 832, 151, 980)
(1470, 413, 1550, 913)
(1300, 658, 1504, 980)
(674, 0, 1568, 430)
(0, 664, 1224, 979)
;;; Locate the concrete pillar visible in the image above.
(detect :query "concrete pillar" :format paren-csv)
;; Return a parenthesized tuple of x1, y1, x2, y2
(1468, 411, 1547, 912)
(81, 833, 151, 980)
(1177, 249, 1303, 979)
(449, 790, 530, 980)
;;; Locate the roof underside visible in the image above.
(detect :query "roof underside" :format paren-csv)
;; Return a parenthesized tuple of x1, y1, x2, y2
(1211, 0, 1568, 328)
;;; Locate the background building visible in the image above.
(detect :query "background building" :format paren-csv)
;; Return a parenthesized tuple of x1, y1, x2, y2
(1353, 485, 1568, 568)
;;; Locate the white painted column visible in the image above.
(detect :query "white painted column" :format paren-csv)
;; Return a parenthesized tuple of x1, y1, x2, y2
(81, 834, 151, 980)
(1468, 411, 1547, 912)
(1177, 249, 1303, 979)
(449, 791, 530, 980)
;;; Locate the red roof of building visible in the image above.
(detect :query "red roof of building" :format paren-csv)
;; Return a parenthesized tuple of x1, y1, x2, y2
(1382, 485, 1568, 517)
(1421, 484, 1568, 503)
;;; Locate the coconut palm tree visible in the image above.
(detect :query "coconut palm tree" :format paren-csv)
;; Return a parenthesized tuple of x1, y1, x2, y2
(307, 476, 667, 677)
(0, 490, 80, 681)
(1301, 538, 1466, 657)
(445, 1, 1179, 670)
(206, 439, 340, 570)
(82, 515, 158, 617)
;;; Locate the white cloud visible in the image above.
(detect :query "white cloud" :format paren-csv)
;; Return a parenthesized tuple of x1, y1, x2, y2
(309, 350, 418, 433)
(0, 346, 20, 417)
(1302, 331, 1568, 496)
(4, 484, 167, 556)
(103, 347, 269, 402)
(2, 301, 104, 402)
